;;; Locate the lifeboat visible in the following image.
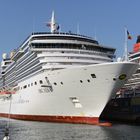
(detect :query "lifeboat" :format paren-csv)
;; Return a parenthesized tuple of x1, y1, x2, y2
(0, 91, 15, 99)
(0, 91, 15, 95)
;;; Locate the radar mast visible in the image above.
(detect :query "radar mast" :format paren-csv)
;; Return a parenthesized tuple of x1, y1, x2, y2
(47, 11, 59, 33)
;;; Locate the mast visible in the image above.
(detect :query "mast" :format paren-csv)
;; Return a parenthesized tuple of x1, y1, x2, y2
(77, 23, 80, 34)
(47, 11, 59, 33)
(50, 11, 55, 33)
(124, 27, 128, 61)
(124, 27, 132, 61)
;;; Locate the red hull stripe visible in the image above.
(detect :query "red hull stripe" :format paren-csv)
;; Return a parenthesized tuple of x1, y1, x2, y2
(0, 113, 111, 126)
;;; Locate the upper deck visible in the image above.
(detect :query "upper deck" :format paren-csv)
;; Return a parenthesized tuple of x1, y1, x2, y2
(11, 32, 115, 61)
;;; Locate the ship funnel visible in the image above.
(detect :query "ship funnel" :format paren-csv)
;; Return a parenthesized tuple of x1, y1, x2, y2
(133, 35, 140, 52)
(47, 11, 59, 33)
(136, 35, 140, 43)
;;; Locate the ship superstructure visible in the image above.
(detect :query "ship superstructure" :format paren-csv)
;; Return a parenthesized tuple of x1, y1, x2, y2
(0, 32, 116, 88)
(0, 12, 138, 125)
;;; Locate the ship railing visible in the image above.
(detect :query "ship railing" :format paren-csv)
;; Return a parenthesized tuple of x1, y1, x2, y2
(31, 32, 94, 40)
(11, 48, 25, 61)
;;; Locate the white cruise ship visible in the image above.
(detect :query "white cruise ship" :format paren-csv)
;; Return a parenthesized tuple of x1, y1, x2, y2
(0, 12, 138, 125)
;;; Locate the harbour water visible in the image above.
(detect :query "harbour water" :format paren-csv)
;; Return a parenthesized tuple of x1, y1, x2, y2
(0, 118, 140, 140)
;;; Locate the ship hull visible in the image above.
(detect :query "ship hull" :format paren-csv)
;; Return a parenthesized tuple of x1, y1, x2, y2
(0, 62, 138, 125)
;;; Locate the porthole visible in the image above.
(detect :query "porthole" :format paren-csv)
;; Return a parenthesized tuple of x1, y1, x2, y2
(54, 82, 57, 85)
(60, 82, 63, 85)
(113, 78, 116, 81)
(23, 85, 27, 89)
(87, 79, 90, 82)
(39, 80, 43, 84)
(80, 80, 83, 83)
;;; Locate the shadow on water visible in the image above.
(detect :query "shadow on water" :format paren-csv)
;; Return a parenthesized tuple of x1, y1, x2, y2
(100, 122, 140, 140)
(0, 118, 140, 140)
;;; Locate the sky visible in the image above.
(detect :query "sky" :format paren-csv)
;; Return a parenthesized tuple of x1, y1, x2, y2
(0, 0, 140, 60)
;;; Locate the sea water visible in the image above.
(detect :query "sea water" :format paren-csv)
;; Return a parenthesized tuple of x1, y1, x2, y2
(0, 118, 140, 140)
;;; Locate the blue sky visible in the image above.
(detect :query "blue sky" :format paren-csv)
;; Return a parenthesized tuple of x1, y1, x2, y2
(0, 0, 140, 59)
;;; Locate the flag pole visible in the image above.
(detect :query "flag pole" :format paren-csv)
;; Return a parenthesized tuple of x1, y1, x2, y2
(124, 27, 128, 61)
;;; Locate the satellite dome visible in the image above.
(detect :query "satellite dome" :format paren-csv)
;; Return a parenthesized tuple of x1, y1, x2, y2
(2, 53, 7, 59)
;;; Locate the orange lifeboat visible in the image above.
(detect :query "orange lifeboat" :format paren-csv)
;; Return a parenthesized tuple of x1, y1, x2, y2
(0, 91, 15, 95)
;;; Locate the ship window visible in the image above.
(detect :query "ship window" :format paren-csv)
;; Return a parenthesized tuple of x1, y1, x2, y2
(87, 79, 90, 82)
(80, 80, 83, 83)
(39, 80, 43, 84)
(31, 83, 33, 86)
(113, 78, 116, 81)
(91, 74, 96, 78)
(28, 84, 30, 87)
(23, 85, 27, 89)
(35, 82, 37, 85)
(60, 82, 63, 85)
(54, 82, 57, 85)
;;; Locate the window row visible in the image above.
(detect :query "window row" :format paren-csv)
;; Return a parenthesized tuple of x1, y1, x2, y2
(20, 80, 43, 90)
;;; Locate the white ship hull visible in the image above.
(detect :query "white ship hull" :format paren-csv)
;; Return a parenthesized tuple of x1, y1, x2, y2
(0, 62, 138, 125)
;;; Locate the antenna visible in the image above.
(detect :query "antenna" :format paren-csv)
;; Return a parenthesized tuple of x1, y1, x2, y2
(51, 11, 55, 33)
(94, 27, 97, 40)
(77, 23, 80, 34)
(32, 17, 35, 35)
